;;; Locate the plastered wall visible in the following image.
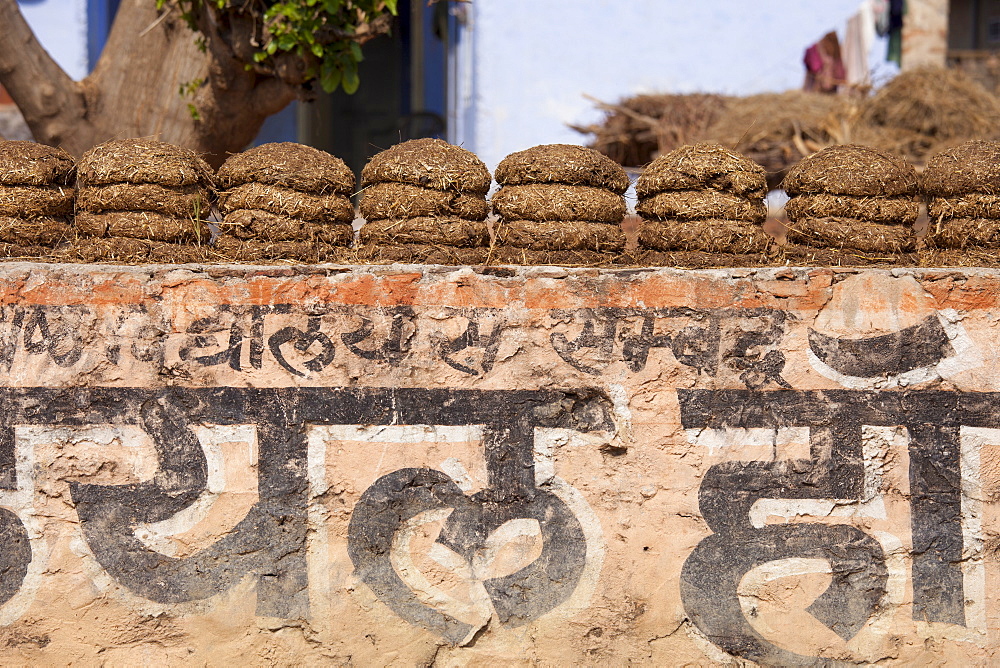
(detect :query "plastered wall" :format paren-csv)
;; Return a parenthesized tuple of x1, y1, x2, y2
(0, 262, 996, 665)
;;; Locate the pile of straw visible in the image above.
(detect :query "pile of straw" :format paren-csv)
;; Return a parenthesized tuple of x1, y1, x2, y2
(573, 93, 730, 167)
(852, 67, 1000, 164)
(922, 140, 1000, 251)
(0, 141, 75, 257)
(782, 144, 919, 257)
(74, 139, 212, 261)
(635, 143, 771, 259)
(359, 139, 491, 263)
(216, 142, 355, 262)
(702, 91, 852, 190)
(492, 144, 626, 261)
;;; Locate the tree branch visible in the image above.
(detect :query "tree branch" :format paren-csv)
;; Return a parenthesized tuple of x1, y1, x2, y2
(0, 0, 88, 147)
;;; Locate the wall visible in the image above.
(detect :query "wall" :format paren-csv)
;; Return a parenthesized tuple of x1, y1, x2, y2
(0, 262, 995, 664)
(461, 0, 864, 169)
(17, 0, 88, 80)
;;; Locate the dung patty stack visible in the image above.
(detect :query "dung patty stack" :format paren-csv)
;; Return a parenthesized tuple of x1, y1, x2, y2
(0, 141, 75, 257)
(492, 144, 627, 265)
(921, 140, 1000, 261)
(635, 143, 770, 265)
(215, 142, 355, 262)
(782, 144, 919, 261)
(70, 139, 212, 263)
(359, 138, 491, 264)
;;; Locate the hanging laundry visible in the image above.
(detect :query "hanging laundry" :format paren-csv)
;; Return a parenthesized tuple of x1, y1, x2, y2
(844, 0, 877, 87)
(886, 0, 905, 65)
(803, 31, 847, 93)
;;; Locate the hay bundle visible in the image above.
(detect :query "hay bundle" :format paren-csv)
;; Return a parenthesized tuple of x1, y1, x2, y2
(495, 219, 625, 252)
(359, 218, 490, 247)
(217, 143, 355, 255)
(75, 139, 213, 248)
(782, 144, 918, 255)
(358, 139, 491, 257)
(359, 182, 489, 221)
(492, 184, 626, 223)
(0, 141, 77, 257)
(217, 142, 355, 194)
(922, 140, 1000, 249)
(635, 143, 768, 256)
(361, 138, 491, 194)
(852, 68, 1000, 164)
(491, 144, 626, 258)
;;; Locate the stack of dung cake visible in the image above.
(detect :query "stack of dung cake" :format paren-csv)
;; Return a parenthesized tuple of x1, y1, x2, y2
(921, 140, 1000, 264)
(215, 142, 355, 262)
(491, 144, 627, 265)
(359, 138, 491, 264)
(70, 139, 212, 263)
(635, 143, 770, 265)
(782, 144, 919, 262)
(0, 141, 75, 258)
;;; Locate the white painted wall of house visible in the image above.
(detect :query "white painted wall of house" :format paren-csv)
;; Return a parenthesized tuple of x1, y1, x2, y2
(18, 0, 89, 81)
(455, 0, 867, 170)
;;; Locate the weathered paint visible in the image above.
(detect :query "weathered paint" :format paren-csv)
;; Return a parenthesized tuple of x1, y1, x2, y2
(0, 262, 996, 665)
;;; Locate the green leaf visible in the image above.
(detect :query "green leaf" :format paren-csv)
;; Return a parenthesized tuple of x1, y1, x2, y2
(342, 62, 360, 94)
(384, 0, 398, 15)
(350, 41, 363, 62)
(320, 65, 342, 93)
(253, 50, 268, 62)
(311, 42, 324, 58)
(266, 41, 278, 55)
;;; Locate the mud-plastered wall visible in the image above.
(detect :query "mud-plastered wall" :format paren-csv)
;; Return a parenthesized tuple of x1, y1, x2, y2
(0, 262, 997, 665)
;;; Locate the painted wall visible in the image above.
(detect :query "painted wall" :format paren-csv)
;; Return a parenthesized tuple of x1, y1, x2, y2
(0, 263, 994, 664)
(17, 0, 89, 80)
(460, 0, 868, 170)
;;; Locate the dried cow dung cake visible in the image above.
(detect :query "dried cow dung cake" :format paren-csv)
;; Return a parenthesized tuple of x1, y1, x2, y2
(217, 142, 355, 195)
(0, 141, 77, 258)
(782, 144, 917, 197)
(496, 219, 625, 252)
(359, 139, 492, 260)
(922, 141, 1000, 250)
(491, 144, 626, 258)
(78, 138, 213, 188)
(361, 138, 491, 194)
(360, 182, 489, 221)
(0, 141, 75, 186)
(492, 184, 626, 223)
(74, 139, 214, 259)
(215, 143, 356, 262)
(636, 142, 767, 199)
(635, 143, 769, 256)
(360, 218, 490, 248)
(781, 144, 918, 256)
(495, 143, 630, 194)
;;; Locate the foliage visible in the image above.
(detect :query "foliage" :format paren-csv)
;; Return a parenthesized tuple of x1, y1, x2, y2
(156, 0, 398, 94)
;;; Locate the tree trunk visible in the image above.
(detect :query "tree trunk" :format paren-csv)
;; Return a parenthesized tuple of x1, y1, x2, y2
(0, 0, 298, 167)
